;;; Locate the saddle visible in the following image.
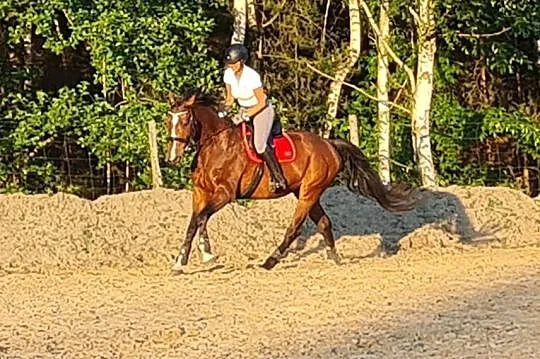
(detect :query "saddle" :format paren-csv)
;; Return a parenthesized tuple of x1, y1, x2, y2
(241, 118, 296, 164)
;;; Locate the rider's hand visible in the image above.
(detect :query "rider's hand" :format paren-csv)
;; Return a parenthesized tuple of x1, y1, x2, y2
(231, 110, 251, 125)
(239, 108, 250, 121)
(231, 113, 244, 125)
(218, 103, 231, 118)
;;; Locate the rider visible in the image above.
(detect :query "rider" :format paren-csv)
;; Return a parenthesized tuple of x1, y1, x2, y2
(221, 43, 287, 192)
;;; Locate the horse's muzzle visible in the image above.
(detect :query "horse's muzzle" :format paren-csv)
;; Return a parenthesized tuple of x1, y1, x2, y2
(167, 155, 182, 166)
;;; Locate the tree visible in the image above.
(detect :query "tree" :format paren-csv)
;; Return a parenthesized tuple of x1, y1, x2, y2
(358, 0, 437, 187)
(377, 0, 391, 185)
(410, 0, 437, 187)
(231, 0, 247, 44)
(324, 0, 361, 139)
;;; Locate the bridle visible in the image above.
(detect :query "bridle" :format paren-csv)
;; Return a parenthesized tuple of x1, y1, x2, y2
(168, 109, 197, 149)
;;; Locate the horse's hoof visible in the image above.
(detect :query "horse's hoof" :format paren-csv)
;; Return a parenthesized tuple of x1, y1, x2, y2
(171, 260, 184, 272)
(170, 268, 185, 276)
(200, 251, 216, 264)
(261, 256, 279, 270)
(326, 248, 342, 265)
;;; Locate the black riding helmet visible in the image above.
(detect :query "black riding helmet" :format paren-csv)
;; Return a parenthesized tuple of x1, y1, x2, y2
(224, 44, 249, 65)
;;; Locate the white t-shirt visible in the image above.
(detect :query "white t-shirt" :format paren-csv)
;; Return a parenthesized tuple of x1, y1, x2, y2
(223, 65, 263, 108)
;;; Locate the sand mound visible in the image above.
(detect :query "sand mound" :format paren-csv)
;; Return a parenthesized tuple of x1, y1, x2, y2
(0, 185, 538, 274)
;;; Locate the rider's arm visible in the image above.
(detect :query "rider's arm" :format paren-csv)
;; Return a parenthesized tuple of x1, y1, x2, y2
(224, 84, 234, 109)
(244, 87, 267, 117)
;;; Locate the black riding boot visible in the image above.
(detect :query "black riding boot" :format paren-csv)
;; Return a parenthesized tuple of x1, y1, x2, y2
(260, 148, 288, 192)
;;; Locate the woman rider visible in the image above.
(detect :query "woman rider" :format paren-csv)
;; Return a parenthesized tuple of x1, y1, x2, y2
(221, 44, 287, 192)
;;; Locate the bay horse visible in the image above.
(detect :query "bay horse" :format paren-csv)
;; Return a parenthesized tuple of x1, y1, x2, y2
(164, 89, 417, 272)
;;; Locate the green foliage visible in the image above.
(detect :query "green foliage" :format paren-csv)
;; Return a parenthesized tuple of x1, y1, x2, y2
(431, 94, 489, 185)
(431, 93, 540, 187)
(438, 0, 539, 75)
(481, 108, 540, 155)
(3, 0, 221, 93)
(0, 0, 224, 195)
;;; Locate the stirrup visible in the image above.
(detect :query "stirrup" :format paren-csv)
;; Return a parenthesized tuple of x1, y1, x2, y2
(269, 180, 287, 193)
(268, 168, 288, 192)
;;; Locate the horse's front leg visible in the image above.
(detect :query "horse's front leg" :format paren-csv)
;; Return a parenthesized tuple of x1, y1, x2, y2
(171, 211, 199, 272)
(171, 185, 232, 272)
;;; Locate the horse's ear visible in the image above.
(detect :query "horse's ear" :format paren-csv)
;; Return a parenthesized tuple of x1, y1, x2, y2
(168, 92, 179, 107)
(184, 94, 197, 107)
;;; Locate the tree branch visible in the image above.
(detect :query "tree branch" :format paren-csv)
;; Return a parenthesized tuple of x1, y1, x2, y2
(321, 0, 331, 49)
(408, 6, 420, 25)
(458, 27, 511, 39)
(304, 62, 411, 114)
(262, 1, 288, 28)
(393, 79, 409, 104)
(357, 0, 416, 92)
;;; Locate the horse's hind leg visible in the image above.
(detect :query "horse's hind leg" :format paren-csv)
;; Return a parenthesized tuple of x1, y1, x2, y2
(309, 201, 341, 264)
(261, 196, 315, 270)
(197, 216, 216, 263)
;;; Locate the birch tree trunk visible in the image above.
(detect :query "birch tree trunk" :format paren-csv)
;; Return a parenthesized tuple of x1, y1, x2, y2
(0, 23, 6, 97)
(536, 39, 540, 65)
(323, 0, 361, 138)
(246, 0, 264, 73)
(231, 0, 247, 44)
(348, 114, 360, 146)
(246, 0, 257, 28)
(377, 0, 391, 185)
(412, 0, 437, 187)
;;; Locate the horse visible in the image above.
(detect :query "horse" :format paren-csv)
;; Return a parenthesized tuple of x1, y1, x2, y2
(164, 89, 417, 272)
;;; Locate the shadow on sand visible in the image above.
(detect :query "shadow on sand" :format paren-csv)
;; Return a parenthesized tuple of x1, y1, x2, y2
(292, 186, 502, 261)
(267, 274, 540, 358)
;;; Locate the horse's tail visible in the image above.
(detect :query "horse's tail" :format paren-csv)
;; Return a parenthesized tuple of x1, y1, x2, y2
(328, 138, 417, 212)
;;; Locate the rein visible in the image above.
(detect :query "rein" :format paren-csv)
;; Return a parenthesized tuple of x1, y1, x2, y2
(168, 109, 236, 151)
(198, 124, 236, 149)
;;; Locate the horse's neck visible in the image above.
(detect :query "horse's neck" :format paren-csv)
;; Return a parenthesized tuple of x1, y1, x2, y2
(194, 105, 229, 140)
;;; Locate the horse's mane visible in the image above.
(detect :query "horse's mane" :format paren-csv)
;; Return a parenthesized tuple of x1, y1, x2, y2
(180, 87, 221, 111)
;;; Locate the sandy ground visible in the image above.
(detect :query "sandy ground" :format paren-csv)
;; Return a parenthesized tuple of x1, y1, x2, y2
(0, 185, 539, 358)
